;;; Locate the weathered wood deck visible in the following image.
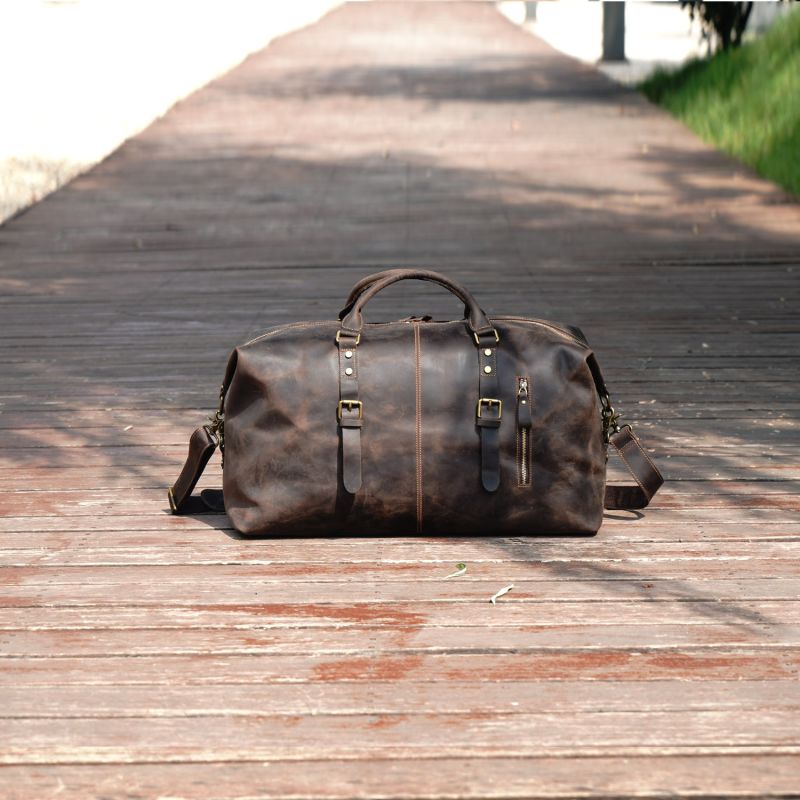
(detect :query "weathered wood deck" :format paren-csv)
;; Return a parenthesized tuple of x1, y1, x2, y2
(1, 3, 799, 797)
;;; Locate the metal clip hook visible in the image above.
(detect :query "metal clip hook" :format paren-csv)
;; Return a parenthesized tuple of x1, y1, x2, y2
(601, 393, 621, 443)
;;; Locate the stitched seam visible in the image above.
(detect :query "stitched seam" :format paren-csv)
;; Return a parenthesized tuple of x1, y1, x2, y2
(413, 322, 423, 533)
(245, 317, 585, 350)
(243, 319, 420, 348)
(619, 436, 659, 480)
(620, 435, 660, 475)
(491, 316, 587, 347)
(243, 320, 331, 347)
(515, 374, 522, 488)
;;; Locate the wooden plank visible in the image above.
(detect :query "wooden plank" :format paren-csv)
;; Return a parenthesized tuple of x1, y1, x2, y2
(9, 563, 791, 592)
(2, 650, 798, 688)
(0, 0, 799, 795)
(0, 756, 799, 800)
(3, 577, 800, 606)
(2, 520, 799, 544)
(1, 599, 798, 630)
(0, 499, 797, 545)
(5, 623, 800, 658)
(3, 680, 798, 719)
(2, 711, 800, 765)
(1, 505, 800, 533)
(2, 537, 799, 566)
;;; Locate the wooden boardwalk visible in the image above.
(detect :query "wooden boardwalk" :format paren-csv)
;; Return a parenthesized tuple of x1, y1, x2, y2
(2, 3, 799, 797)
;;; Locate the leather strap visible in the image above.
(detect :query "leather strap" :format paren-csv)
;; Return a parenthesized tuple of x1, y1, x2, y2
(340, 268, 471, 321)
(341, 269, 406, 316)
(475, 330, 502, 492)
(339, 270, 494, 338)
(167, 426, 218, 514)
(604, 425, 664, 509)
(336, 330, 363, 493)
(169, 335, 663, 514)
(340, 270, 500, 493)
(168, 420, 663, 515)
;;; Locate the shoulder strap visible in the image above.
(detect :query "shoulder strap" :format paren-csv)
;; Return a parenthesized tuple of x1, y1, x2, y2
(582, 353, 663, 509)
(169, 333, 662, 515)
(167, 426, 218, 514)
(604, 425, 663, 509)
(168, 424, 663, 516)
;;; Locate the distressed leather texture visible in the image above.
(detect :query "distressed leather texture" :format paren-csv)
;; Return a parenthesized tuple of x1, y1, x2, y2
(170, 270, 663, 536)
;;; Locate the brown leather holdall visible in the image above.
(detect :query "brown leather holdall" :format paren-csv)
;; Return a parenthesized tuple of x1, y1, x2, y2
(169, 269, 663, 535)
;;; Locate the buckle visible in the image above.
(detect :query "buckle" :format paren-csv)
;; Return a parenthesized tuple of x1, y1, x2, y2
(337, 399, 363, 420)
(336, 330, 361, 345)
(167, 486, 178, 514)
(473, 328, 500, 346)
(476, 398, 502, 419)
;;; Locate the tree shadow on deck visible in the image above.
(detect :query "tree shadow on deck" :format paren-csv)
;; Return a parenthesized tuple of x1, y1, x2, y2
(1, 87, 798, 641)
(221, 55, 632, 104)
(480, 532, 789, 632)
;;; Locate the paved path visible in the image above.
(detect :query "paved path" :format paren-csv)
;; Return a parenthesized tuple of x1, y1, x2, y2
(0, 0, 339, 222)
(1, 3, 799, 797)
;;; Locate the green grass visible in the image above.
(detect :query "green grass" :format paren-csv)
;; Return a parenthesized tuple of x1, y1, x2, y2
(640, 8, 800, 196)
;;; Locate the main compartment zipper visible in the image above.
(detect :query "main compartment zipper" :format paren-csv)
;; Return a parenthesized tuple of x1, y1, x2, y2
(413, 321, 423, 532)
(516, 376, 532, 486)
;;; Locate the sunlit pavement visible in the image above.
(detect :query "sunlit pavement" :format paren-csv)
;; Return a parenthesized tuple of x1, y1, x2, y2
(0, 0, 340, 222)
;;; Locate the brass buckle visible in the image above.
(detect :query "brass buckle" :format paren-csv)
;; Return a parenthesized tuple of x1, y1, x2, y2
(167, 486, 178, 514)
(476, 398, 502, 419)
(336, 330, 361, 345)
(337, 399, 363, 420)
(473, 328, 500, 346)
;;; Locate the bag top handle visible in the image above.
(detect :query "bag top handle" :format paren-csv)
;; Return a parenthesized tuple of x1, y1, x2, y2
(340, 268, 472, 321)
(338, 269, 495, 340)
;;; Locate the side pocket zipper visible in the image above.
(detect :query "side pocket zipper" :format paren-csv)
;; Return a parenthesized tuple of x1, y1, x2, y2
(517, 376, 532, 486)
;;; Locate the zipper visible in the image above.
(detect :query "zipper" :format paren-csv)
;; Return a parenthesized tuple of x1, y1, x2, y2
(243, 316, 586, 350)
(493, 316, 586, 347)
(516, 376, 532, 486)
(242, 319, 409, 348)
(413, 321, 423, 532)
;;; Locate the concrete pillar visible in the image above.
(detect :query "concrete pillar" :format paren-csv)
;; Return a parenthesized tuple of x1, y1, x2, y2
(602, 2, 626, 62)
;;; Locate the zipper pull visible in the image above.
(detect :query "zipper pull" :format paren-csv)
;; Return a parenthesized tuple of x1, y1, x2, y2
(517, 377, 532, 428)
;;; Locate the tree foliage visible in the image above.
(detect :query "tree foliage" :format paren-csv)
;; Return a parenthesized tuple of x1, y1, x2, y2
(680, 1, 754, 51)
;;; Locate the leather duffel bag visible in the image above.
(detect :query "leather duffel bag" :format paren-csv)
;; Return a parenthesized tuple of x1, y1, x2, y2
(169, 269, 662, 535)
